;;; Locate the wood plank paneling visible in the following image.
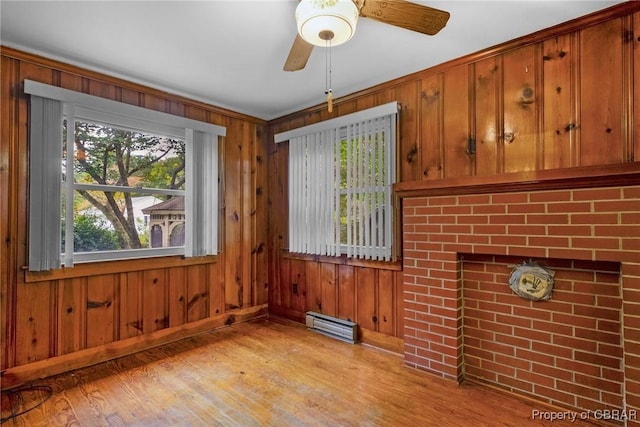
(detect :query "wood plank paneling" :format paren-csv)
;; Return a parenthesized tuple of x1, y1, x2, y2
(57, 278, 86, 355)
(542, 34, 576, 169)
(377, 269, 395, 336)
(224, 119, 244, 310)
(208, 262, 224, 317)
(305, 261, 321, 313)
(289, 259, 306, 314)
(419, 74, 444, 180)
(393, 82, 420, 182)
(253, 124, 269, 306)
(320, 263, 337, 317)
(356, 267, 376, 331)
(1, 56, 19, 371)
(474, 57, 500, 176)
(168, 267, 187, 328)
(86, 274, 117, 349)
(142, 269, 167, 335)
(186, 264, 208, 323)
(503, 44, 539, 173)
(579, 18, 624, 165)
(443, 65, 472, 178)
(635, 12, 640, 161)
(120, 271, 143, 338)
(338, 265, 355, 322)
(15, 281, 52, 365)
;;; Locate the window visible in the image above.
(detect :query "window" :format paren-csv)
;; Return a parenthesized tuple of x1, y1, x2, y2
(26, 80, 225, 271)
(275, 102, 397, 261)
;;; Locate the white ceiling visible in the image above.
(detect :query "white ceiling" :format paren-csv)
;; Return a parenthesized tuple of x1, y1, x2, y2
(1, 0, 625, 120)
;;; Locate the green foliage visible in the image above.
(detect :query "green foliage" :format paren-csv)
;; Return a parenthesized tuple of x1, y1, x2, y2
(63, 214, 122, 252)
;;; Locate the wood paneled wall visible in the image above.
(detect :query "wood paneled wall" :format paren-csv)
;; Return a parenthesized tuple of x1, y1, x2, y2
(267, 2, 640, 352)
(0, 48, 269, 388)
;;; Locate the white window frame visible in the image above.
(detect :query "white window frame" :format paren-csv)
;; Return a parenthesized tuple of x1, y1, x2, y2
(25, 80, 225, 270)
(275, 102, 398, 261)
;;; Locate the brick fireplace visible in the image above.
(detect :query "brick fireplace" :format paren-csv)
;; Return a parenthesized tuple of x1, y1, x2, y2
(396, 165, 640, 422)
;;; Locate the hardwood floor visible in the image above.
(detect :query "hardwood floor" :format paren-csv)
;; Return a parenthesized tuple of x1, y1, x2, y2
(1, 317, 605, 426)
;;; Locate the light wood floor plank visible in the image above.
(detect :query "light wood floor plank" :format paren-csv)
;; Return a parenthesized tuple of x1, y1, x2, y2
(2, 317, 606, 426)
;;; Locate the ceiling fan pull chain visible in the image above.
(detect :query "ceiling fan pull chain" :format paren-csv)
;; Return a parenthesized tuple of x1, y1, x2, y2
(325, 38, 333, 113)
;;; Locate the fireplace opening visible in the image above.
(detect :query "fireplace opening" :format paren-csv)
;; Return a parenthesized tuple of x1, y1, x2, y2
(462, 254, 622, 413)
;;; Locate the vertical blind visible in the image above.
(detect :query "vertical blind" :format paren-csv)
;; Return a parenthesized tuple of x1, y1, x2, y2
(29, 96, 63, 271)
(276, 102, 397, 261)
(185, 129, 219, 257)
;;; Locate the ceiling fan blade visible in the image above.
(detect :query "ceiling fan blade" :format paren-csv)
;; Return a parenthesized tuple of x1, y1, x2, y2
(284, 34, 314, 71)
(359, 0, 450, 36)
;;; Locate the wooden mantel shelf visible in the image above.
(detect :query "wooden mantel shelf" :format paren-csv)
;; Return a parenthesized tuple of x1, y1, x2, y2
(393, 163, 640, 198)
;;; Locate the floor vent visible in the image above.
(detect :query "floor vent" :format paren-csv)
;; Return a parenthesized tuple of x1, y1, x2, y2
(305, 311, 357, 344)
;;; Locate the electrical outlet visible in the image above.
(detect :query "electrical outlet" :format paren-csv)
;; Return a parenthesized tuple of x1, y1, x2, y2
(292, 282, 298, 295)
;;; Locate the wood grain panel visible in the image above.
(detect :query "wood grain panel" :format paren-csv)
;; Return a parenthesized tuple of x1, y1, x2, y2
(224, 119, 244, 310)
(15, 281, 52, 365)
(186, 264, 208, 323)
(167, 267, 187, 328)
(396, 94, 419, 181)
(338, 265, 355, 322)
(635, 12, 640, 161)
(253, 124, 269, 306)
(208, 262, 224, 317)
(503, 44, 539, 173)
(120, 271, 143, 338)
(86, 274, 117, 349)
(289, 258, 306, 314)
(474, 57, 500, 176)
(542, 34, 576, 169)
(57, 277, 86, 355)
(88, 79, 117, 101)
(355, 93, 376, 112)
(377, 269, 395, 336)
(305, 261, 321, 313)
(241, 121, 254, 309)
(279, 257, 291, 309)
(443, 65, 472, 178)
(1, 56, 18, 370)
(579, 17, 624, 165)
(320, 262, 337, 317)
(356, 267, 376, 331)
(419, 74, 444, 180)
(388, 83, 419, 182)
(142, 269, 167, 334)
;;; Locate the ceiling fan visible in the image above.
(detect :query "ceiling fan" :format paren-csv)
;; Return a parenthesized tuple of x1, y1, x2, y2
(284, 0, 450, 72)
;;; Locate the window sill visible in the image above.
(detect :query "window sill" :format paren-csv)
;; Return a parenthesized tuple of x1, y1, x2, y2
(281, 250, 402, 271)
(24, 254, 218, 283)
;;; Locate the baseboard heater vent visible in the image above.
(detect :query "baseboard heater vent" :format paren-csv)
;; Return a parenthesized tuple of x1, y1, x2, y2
(305, 311, 357, 344)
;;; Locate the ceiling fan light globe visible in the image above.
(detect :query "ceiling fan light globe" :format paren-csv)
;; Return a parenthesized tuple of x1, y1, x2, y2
(295, 0, 359, 47)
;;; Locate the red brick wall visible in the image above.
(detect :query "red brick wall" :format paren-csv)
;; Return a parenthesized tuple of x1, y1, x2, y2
(402, 185, 640, 420)
(463, 254, 622, 412)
